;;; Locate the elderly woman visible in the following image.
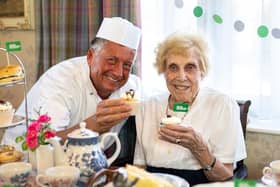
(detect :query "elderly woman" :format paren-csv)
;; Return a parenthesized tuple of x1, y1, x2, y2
(134, 33, 246, 186)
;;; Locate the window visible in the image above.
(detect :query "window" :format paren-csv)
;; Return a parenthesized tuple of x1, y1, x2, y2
(141, 0, 280, 120)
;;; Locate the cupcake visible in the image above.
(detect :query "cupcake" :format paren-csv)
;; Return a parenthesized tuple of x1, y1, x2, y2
(160, 116, 181, 127)
(0, 100, 15, 126)
(121, 89, 140, 116)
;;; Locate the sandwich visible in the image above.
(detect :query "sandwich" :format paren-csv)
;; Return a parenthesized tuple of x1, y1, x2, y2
(0, 64, 24, 83)
(125, 165, 173, 187)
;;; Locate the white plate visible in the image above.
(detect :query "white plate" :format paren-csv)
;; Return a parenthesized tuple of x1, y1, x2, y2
(154, 173, 190, 187)
(261, 176, 276, 186)
(0, 79, 24, 87)
(194, 181, 267, 187)
(101, 174, 189, 187)
(0, 115, 25, 128)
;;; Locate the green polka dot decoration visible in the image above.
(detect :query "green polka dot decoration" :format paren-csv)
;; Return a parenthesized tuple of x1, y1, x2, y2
(213, 14, 223, 24)
(257, 25, 269, 38)
(193, 6, 203, 17)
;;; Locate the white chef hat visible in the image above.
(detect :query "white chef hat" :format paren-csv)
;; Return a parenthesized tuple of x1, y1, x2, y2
(96, 17, 141, 50)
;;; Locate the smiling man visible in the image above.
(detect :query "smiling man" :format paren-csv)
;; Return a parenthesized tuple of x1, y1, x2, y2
(2, 17, 141, 149)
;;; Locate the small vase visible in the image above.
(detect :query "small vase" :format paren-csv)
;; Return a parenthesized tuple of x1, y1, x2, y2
(28, 144, 54, 174)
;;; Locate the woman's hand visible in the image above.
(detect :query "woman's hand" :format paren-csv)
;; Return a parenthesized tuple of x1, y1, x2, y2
(158, 124, 208, 152)
(158, 124, 233, 181)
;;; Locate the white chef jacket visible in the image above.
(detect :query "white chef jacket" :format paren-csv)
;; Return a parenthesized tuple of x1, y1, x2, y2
(2, 56, 141, 149)
(134, 87, 247, 170)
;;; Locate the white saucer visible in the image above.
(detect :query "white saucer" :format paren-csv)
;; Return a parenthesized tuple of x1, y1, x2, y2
(154, 173, 189, 187)
(261, 176, 276, 186)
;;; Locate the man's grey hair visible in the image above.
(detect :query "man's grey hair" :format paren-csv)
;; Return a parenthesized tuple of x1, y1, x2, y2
(90, 38, 108, 53)
(90, 37, 137, 62)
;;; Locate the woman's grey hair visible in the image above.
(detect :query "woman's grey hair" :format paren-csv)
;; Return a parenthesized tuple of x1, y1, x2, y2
(154, 33, 210, 78)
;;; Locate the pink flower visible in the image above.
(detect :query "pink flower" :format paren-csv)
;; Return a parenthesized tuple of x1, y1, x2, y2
(28, 121, 43, 132)
(15, 113, 56, 151)
(26, 137, 38, 149)
(44, 131, 56, 139)
(26, 129, 38, 139)
(37, 114, 51, 123)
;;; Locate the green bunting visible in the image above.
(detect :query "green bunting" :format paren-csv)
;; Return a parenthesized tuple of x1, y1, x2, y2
(193, 6, 203, 17)
(213, 14, 223, 24)
(257, 25, 269, 38)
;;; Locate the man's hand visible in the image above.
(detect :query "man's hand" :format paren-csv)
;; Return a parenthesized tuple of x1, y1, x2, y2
(86, 98, 132, 133)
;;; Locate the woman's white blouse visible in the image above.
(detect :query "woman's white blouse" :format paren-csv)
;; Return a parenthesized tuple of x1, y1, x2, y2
(134, 87, 247, 170)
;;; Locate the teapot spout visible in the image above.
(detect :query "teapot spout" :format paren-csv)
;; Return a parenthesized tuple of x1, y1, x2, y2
(48, 136, 68, 166)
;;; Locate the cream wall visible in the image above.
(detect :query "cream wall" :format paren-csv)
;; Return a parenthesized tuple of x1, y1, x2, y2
(245, 131, 280, 180)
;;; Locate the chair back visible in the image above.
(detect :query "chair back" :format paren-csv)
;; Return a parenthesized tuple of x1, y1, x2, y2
(234, 100, 251, 179)
(237, 100, 251, 139)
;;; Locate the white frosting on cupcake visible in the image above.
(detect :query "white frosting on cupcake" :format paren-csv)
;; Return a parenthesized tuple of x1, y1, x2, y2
(0, 101, 14, 125)
(161, 116, 182, 125)
(0, 101, 13, 111)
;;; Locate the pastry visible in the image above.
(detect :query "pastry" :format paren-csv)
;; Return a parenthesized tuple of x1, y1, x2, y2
(0, 100, 14, 125)
(0, 145, 23, 163)
(0, 144, 15, 153)
(126, 164, 173, 187)
(121, 89, 140, 116)
(0, 64, 24, 83)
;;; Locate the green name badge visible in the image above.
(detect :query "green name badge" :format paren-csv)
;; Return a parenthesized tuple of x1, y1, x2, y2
(234, 179, 256, 187)
(6, 41, 22, 52)
(173, 103, 189, 112)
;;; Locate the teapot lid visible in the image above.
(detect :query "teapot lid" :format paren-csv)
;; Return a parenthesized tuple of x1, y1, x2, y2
(67, 122, 99, 139)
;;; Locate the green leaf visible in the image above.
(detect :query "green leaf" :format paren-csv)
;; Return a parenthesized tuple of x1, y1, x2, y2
(3, 184, 14, 187)
(22, 142, 27, 151)
(15, 136, 24, 143)
(38, 136, 46, 145)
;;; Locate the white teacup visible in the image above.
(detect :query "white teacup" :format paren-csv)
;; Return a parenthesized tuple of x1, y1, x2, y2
(0, 162, 32, 186)
(263, 160, 280, 185)
(36, 166, 80, 187)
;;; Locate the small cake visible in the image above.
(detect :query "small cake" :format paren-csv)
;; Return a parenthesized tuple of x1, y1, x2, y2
(160, 116, 181, 127)
(0, 100, 15, 126)
(121, 89, 140, 116)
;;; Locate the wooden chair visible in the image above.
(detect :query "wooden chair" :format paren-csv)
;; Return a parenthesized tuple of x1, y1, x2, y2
(233, 100, 252, 179)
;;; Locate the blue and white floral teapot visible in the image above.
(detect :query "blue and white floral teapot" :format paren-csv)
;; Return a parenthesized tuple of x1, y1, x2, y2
(49, 122, 121, 183)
